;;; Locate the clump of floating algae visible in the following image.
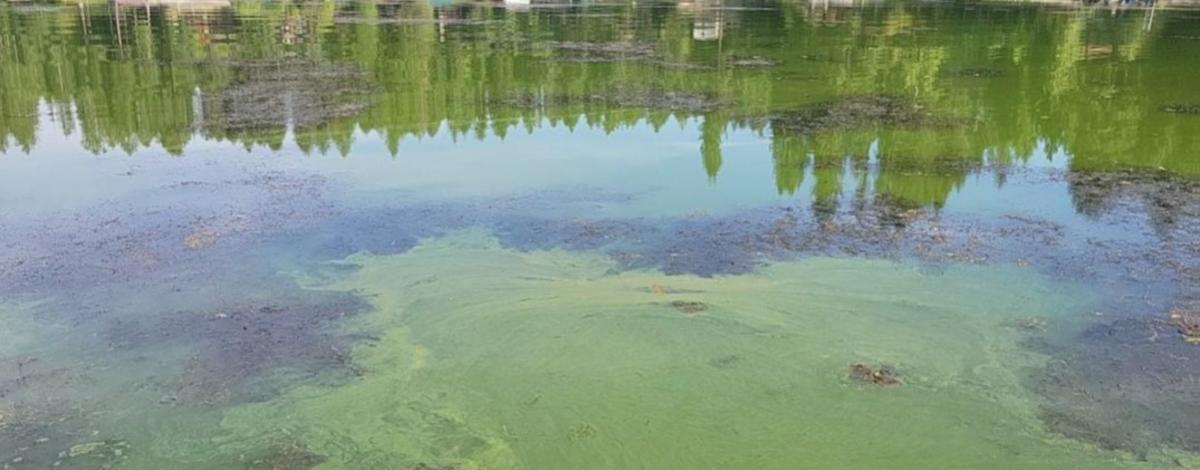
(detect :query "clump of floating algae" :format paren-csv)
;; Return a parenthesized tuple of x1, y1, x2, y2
(207, 231, 1180, 469)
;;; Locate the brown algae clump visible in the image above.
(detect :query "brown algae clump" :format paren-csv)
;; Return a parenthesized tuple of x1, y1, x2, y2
(1015, 316, 1048, 332)
(669, 300, 708, 315)
(243, 444, 326, 470)
(183, 228, 221, 250)
(1168, 308, 1200, 343)
(848, 363, 902, 386)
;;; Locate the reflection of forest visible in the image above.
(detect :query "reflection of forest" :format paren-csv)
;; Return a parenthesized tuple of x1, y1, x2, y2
(1, 0, 1198, 208)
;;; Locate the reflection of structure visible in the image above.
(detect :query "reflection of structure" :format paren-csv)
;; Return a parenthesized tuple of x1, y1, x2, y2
(693, 16, 722, 41)
(810, 0, 884, 9)
(678, 0, 725, 41)
(503, 0, 532, 10)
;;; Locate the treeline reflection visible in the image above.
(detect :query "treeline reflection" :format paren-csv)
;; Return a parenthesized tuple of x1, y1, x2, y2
(1, 0, 1198, 209)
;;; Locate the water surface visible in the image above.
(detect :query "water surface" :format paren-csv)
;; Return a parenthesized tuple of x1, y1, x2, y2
(1, 1, 1200, 468)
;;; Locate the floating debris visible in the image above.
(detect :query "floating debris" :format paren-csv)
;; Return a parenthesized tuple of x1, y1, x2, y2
(183, 228, 221, 250)
(568, 423, 597, 442)
(1161, 103, 1200, 115)
(1168, 308, 1200, 343)
(245, 444, 326, 470)
(848, 363, 901, 386)
(772, 96, 939, 136)
(1015, 316, 1048, 332)
(728, 56, 780, 68)
(709, 354, 741, 369)
(67, 440, 129, 459)
(669, 300, 708, 315)
(542, 41, 658, 57)
(947, 67, 1004, 78)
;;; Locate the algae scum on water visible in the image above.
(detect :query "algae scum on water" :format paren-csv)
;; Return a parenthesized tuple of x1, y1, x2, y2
(3, 0, 1200, 468)
(112, 231, 1164, 470)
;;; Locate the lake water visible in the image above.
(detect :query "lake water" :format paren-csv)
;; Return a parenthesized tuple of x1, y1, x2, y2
(2, 1, 1200, 468)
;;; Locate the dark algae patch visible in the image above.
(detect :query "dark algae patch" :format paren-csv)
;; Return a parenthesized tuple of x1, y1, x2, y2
(668, 300, 708, 315)
(1031, 313, 1200, 458)
(771, 96, 941, 136)
(108, 293, 370, 406)
(241, 444, 326, 470)
(201, 60, 376, 134)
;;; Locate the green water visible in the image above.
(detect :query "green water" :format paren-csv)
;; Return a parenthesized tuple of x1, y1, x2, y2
(2, 0, 1200, 468)
(219, 233, 1119, 469)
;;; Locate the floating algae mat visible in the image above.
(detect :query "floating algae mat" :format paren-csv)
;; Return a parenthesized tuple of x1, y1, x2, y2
(139, 231, 1172, 469)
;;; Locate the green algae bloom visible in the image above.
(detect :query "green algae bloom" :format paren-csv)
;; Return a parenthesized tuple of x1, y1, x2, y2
(198, 232, 1176, 469)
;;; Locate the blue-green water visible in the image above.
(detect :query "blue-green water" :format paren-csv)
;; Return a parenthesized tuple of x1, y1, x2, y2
(1, 1, 1200, 468)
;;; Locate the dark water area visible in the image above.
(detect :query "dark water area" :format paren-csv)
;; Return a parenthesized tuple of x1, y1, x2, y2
(1, 0, 1200, 468)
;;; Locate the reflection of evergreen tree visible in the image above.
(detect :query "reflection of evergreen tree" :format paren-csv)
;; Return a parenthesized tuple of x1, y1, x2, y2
(700, 114, 724, 180)
(1, 0, 1197, 201)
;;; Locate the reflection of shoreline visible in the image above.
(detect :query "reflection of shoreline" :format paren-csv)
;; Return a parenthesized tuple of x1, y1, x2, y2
(981, 0, 1200, 9)
(807, 0, 1200, 9)
(113, 0, 231, 8)
(2, 0, 1199, 179)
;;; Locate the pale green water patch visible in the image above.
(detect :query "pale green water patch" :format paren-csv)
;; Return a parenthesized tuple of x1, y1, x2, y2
(190, 232, 1176, 469)
(0, 302, 46, 357)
